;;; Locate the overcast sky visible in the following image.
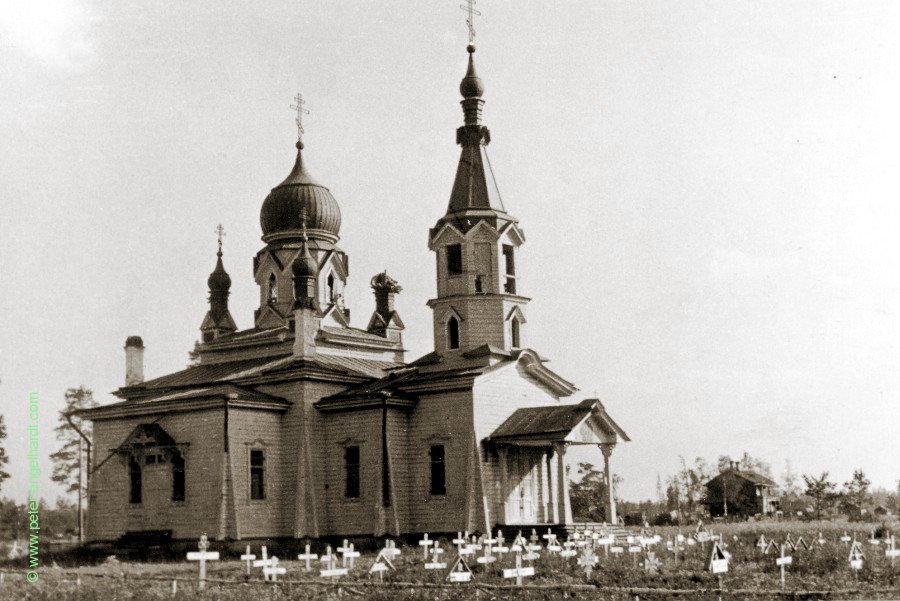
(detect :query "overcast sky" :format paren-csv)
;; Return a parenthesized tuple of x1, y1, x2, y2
(1, 1, 898, 504)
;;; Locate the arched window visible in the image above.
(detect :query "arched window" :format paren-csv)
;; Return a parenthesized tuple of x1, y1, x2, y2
(326, 273, 335, 302)
(171, 451, 185, 502)
(129, 456, 142, 504)
(267, 274, 277, 304)
(511, 317, 521, 348)
(447, 316, 460, 350)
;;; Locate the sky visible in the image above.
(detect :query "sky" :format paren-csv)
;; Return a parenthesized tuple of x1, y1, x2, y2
(0, 0, 898, 505)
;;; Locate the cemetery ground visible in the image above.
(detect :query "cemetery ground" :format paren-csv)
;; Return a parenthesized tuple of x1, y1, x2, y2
(1, 520, 898, 600)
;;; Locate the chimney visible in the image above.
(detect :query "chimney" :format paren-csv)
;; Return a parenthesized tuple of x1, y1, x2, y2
(124, 336, 144, 386)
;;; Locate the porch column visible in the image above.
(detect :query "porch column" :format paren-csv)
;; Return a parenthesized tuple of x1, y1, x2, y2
(547, 449, 559, 523)
(554, 442, 573, 524)
(600, 443, 617, 525)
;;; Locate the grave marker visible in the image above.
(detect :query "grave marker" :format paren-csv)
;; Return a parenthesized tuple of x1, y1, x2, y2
(253, 546, 274, 582)
(775, 544, 793, 589)
(578, 545, 598, 578)
(840, 532, 852, 543)
(186, 534, 219, 591)
(320, 545, 349, 580)
(262, 556, 287, 582)
(426, 543, 448, 570)
(795, 536, 810, 551)
(446, 554, 474, 583)
(817, 532, 827, 546)
(418, 533, 434, 559)
(503, 549, 535, 586)
(849, 540, 865, 571)
(342, 543, 360, 570)
(644, 551, 661, 574)
(764, 539, 778, 555)
(240, 545, 257, 577)
(494, 529, 509, 557)
(885, 536, 899, 565)
(476, 538, 495, 565)
(370, 542, 397, 580)
(756, 535, 768, 552)
(560, 540, 577, 558)
(297, 544, 318, 572)
(706, 541, 729, 574)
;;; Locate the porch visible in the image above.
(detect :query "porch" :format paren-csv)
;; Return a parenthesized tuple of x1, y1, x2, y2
(484, 399, 630, 529)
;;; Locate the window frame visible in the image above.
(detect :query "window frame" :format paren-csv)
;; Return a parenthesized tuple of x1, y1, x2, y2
(447, 316, 460, 350)
(249, 448, 266, 501)
(128, 456, 142, 504)
(171, 451, 186, 503)
(429, 444, 447, 496)
(267, 273, 278, 304)
(344, 445, 361, 499)
(502, 244, 516, 293)
(446, 244, 463, 276)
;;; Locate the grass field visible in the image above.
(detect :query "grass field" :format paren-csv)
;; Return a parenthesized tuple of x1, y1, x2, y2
(1, 521, 897, 600)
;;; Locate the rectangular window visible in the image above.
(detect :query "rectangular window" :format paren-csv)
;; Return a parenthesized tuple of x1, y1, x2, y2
(250, 449, 265, 500)
(502, 245, 516, 294)
(172, 452, 185, 502)
(145, 454, 157, 465)
(430, 445, 446, 496)
(446, 244, 463, 276)
(345, 446, 361, 498)
(129, 457, 142, 504)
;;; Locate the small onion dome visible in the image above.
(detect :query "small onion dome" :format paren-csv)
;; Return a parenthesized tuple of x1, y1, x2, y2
(124, 335, 144, 348)
(292, 239, 319, 279)
(260, 141, 342, 239)
(459, 44, 485, 99)
(207, 251, 232, 291)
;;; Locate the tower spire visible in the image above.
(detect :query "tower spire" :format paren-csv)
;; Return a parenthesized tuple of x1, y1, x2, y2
(201, 224, 237, 342)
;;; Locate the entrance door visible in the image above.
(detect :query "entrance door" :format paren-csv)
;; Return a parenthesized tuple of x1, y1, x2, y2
(508, 452, 536, 523)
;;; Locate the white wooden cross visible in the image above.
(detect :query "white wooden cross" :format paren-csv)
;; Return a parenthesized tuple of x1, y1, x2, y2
(343, 543, 360, 570)
(840, 532, 852, 543)
(240, 545, 256, 577)
(263, 556, 287, 582)
(868, 530, 881, 546)
(453, 532, 469, 555)
(644, 551, 661, 574)
(419, 533, 434, 559)
(297, 544, 318, 572)
(707, 541, 729, 575)
(561, 539, 577, 559)
(776, 543, 793, 589)
(320, 545, 349, 580)
(578, 545, 598, 579)
(511, 531, 527, 552)
(469, 534, 482, 551)
(756, 535, 768, 552)
(885, 536, 899, 565)
(817, 532, 827, 546)
(503, 549, 535, 586)
(494, 529, 509, 557)
(628, 543, 643, 566)
(253, 545, 274, 581)
(337, 539, 352, 567)
(476, 537, 495, 564)
(186, 534, 219, 591)
(425, 543, 447, 570)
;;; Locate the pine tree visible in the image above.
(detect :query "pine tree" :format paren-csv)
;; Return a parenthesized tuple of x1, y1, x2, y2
(50, 387, 97, 498)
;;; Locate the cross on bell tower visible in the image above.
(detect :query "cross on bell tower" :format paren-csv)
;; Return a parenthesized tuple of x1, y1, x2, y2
(290, 93, 309, 144)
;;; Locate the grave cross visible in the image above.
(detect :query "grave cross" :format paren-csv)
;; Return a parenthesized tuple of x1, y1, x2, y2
(885, 536, 899, 565)
(383, 539, 401, 560)
(337, 539, 351, 567)
(644, 551, 661, 575)
(297, 544, 318, 572)
(426, 543, 447, 570)
(240, 545, 256, 577)
(494, 529, 509, 557)
(343, 543, 360, 570)
(756, 535, 768, 552)
(817, 532, 827, 546)
(263, 556, 287, 582)
(370, 542, 396, 580)
(419, 533, 434, 559)
(848, 540, 865, 571)
(186, 534, 220, 591)
(476, 537, 495, 565)
(320, 545, 349, 580)
(503, 549, 535, 586)
(452, 532, 468, 555)
(252, 545, 273, 581)
(560, 539, 577, 558)
(776, 543, 793, 589)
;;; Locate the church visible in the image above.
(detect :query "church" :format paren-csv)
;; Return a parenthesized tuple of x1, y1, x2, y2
(80, 42, 629, 545)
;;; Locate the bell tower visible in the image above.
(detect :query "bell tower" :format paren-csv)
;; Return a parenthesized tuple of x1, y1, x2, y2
(427, 44, 528, 355)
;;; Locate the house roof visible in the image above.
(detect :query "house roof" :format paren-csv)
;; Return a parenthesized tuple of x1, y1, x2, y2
(486, 398, 630, 444)
(707, 469, 777, 488)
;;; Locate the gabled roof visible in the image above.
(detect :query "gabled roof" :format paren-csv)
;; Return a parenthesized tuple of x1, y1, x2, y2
(707, 469, 777, 488)
(486, 398, 630, 444)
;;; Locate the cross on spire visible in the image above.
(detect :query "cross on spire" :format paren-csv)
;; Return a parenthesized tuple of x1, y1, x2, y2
(290, 93, 310, 143)
(460, 0, 481, 44)
(214, 224, 225, 255)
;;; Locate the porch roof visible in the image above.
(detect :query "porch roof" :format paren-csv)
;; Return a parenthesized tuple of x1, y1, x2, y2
(486, 398, 630, 445)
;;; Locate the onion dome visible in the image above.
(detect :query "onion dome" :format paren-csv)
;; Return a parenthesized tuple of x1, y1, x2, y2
(459, 44, 485, 99)
(124, 336, 144, 349)
(291, 226, 320, 311)
(260, 141, 342, 240)
(207, 249, 232, 291)
(292, 237, 318, 279)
